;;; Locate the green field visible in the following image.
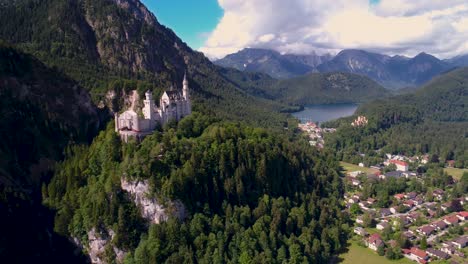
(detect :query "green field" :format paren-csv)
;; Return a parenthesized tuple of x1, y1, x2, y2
(337, 242, 414, 264)
(444, 167, 467, 180)
(340, 162, 380, 175)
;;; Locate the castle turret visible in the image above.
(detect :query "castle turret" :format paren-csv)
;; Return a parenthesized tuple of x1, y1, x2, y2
(143, 90, 154, 120)
(183, 72, 189, 100)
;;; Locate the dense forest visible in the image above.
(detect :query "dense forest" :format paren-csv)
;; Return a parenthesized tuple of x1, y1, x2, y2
(324, 67, 468, 167)
(44, 114, 349, 263)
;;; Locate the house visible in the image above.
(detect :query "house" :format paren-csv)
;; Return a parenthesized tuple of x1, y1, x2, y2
(446, 160, 455, 168)
(367, 234, 384, 251)
(413, 197, 424, 206)
(441, 202, 452, 211)
(390, 206, 399, 214)
(426, 248, 449, 260)
(407, 212, 420, 223)
(349, 171, 363, 178)
(389, 159, 409, 171)
(431, 220, 448, 231)
(348, 197, 359, 204)
(354, 227, 368, 236)
(453, 236, 468, 249)
(367, 198, 376, 205)
(394, 193, 406, 200)
(403, 200, 416, 208)
(417, 225, 436, 236)
(359, 162, 365, 167)
(379, 208, 392, 217)
(376, 221, 390, 230)
(405, 192, 417, 199)
(359, 201, 371, 210)
(394, 215, 411, 227)
(456, 211, 468, 221)
(351, 179, 361, 187)
(443, 215, 460, 226)
(441, 244, 456, 255)
(356, 216, 364, 225)
(404, 231, 416, 241)
(407, 247, 429, 263)
(381, 171, 404, 180)
(433, 189, 444, 200)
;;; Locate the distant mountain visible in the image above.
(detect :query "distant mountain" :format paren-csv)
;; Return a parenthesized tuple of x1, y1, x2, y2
(445, 54, 468, 67)
(215, 48, 332, 79)
(318, 50, 452, 89)
(218, 48, 468, 89)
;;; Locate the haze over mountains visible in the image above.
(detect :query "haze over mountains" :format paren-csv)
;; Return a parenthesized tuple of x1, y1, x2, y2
(215, 48, 468, 89)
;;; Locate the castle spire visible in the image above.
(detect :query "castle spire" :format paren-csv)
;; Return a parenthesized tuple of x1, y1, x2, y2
(183, 71, 189, 100)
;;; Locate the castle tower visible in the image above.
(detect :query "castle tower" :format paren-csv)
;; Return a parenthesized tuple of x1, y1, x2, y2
(143, 90, 154, 120)
(183, 72, 189, 100)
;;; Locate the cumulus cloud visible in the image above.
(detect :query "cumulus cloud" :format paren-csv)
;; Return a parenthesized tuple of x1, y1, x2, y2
(199, 0, 468, 59)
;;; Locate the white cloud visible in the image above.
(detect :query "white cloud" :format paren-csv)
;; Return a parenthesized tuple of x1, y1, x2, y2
(199, 0, 468, 59)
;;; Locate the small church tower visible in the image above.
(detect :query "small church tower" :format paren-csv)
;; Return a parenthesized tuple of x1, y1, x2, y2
(143, 90, 154, 120)
(183, 72, 189, 100)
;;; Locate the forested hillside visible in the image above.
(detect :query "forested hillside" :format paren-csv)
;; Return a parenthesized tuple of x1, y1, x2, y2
(45, 114, 349, 263)
(220, 69, 390, 106)
(0, 43, 100, 262)
(325, 68, 468, 167)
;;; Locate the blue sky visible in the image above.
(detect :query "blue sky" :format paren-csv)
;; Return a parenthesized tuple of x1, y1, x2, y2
(141, 0, 223, 49)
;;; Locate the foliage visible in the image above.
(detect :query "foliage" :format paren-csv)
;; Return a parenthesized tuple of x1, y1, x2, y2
(325, 67, 468, 167)
(45, 115, 349, 263)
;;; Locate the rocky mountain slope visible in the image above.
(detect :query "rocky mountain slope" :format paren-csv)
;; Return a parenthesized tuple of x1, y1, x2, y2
(215, 48, 332, 79)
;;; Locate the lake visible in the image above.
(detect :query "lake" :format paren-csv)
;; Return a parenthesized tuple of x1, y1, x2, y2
(292, 104, 358, 124)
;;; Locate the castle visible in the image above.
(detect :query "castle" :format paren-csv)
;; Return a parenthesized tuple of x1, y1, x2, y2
(115, 73, 192, 141)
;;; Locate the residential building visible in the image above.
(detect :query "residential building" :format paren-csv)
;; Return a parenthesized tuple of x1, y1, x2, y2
(367, 233, 384, 251)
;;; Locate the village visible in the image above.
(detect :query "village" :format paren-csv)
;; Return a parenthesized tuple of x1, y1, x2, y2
(297, 121, 336, 148)
(343, 154, 468, 264)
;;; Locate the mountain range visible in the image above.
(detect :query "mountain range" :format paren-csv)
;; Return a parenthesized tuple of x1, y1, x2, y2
(215, 48, 468, 89)
(215, 48, 332, 79)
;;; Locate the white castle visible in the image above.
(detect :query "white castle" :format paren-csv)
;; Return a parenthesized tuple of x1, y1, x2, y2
(115, 73, 192, 141)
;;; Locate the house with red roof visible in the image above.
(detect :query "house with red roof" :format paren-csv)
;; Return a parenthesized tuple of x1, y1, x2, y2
(367, 233, 384, 251)
(443, 215, 460, 226)
(457, 211, 468, 221)
(394, 193, 405, 200)
(389, 159, 409, 171)
(408, 247, 429, 263)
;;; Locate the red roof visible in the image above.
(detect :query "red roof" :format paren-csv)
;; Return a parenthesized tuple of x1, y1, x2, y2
(390, 159, 408, 166)
(410, 247, 428, 259)
(394, 193, 405, 199)
(445, 215, 460, 224)
(458, 211, 468, 217)
(368, 233, 382, 244)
